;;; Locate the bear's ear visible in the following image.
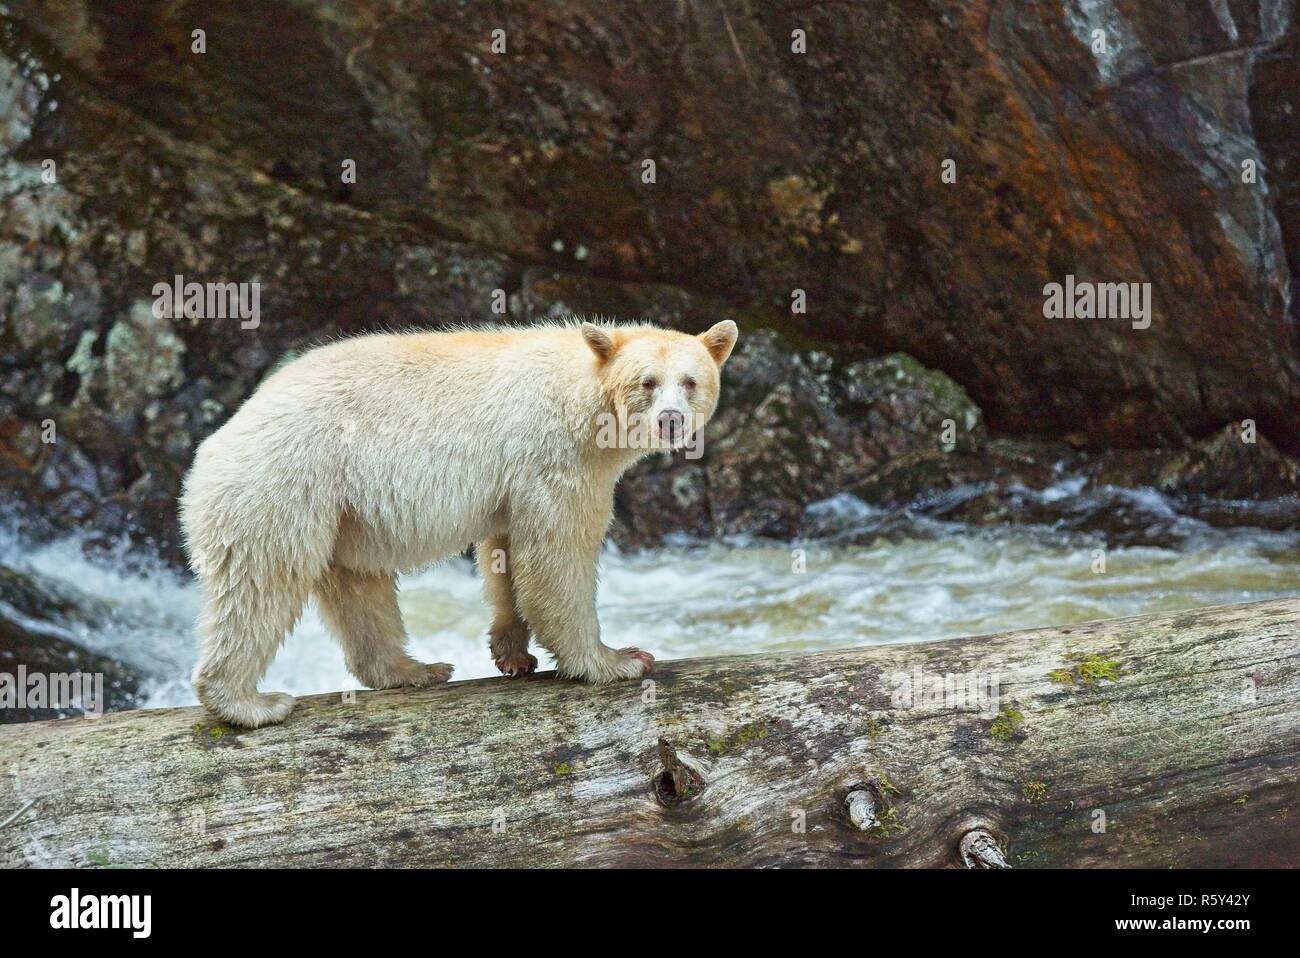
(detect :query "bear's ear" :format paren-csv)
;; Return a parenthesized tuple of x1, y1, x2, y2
(699, 320, 738, 366)
(581, 322, 618, 362)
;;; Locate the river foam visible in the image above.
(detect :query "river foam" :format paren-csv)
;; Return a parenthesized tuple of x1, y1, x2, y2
(3, 513, 1298, 711)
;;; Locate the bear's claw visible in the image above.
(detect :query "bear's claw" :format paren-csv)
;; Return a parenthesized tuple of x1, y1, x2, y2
(621, 648, 656, 676)
(496, 652, 538, 677)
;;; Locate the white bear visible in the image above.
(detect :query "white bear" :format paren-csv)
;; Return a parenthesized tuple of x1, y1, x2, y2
(180, 319, 738, 727)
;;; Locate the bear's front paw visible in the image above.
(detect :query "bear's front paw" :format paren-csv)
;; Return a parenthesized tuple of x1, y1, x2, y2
(495, 651, 538, 677)
(618, 648, 656, 678)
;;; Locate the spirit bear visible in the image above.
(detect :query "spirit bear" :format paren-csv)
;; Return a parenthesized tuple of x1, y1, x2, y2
(181, 319, 738, 727)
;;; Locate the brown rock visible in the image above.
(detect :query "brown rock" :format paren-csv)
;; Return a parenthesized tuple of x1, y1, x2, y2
(3, 2, 1299, 559)
(0, 563, 142, 722)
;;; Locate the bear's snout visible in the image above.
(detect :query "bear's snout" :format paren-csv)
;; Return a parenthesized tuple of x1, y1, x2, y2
(656, 409, 685, 445)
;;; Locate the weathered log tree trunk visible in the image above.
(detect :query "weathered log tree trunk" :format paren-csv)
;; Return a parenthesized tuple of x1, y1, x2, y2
(2, 600, 1298, 867)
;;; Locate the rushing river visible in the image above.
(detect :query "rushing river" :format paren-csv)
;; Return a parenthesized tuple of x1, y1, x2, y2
(4, 487, 1299, 712)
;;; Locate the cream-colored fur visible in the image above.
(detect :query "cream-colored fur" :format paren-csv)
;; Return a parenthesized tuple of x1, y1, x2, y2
(181, 319, 738, 727)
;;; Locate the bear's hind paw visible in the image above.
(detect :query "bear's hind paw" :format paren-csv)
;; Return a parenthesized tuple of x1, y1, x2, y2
(205, 690, 296, 729)
(410, 663, 454, 687)
(374, 662, 454, 689)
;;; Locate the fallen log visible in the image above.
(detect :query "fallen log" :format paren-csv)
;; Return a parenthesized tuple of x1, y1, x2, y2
(2, 599, 1298, 867)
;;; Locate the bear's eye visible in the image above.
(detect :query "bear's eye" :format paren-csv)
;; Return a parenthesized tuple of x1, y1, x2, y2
(682, 376, 697, 391)
(641, 377, 659, 391)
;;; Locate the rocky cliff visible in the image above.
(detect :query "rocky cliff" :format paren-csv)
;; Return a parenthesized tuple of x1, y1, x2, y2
(1, 1, 1298, 563)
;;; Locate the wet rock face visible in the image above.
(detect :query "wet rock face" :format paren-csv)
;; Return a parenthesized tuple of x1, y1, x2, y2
(0, 618, 138, 722)
(0, 13, 514, 561)
(812, 425, 1300, 549)
(0, 3, 1298, 559)
(0, 564, 141, 721)
(11, 0, 1294, 441)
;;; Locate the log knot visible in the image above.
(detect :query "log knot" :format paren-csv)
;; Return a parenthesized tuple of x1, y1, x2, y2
(960, 829, 1010, 869)
(654, 738, 705, 806)
(844, 788, 879, 831)
(843, 775, 903, 836)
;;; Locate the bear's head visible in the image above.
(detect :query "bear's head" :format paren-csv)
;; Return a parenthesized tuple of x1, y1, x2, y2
(583, 320, 738, 456)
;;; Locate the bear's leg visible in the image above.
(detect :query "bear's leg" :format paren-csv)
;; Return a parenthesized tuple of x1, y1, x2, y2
(315, 566, 453, 690)
(477, 536, 537, 677)
(508, 530, 654, 684)
(192, 565, 312, 729)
